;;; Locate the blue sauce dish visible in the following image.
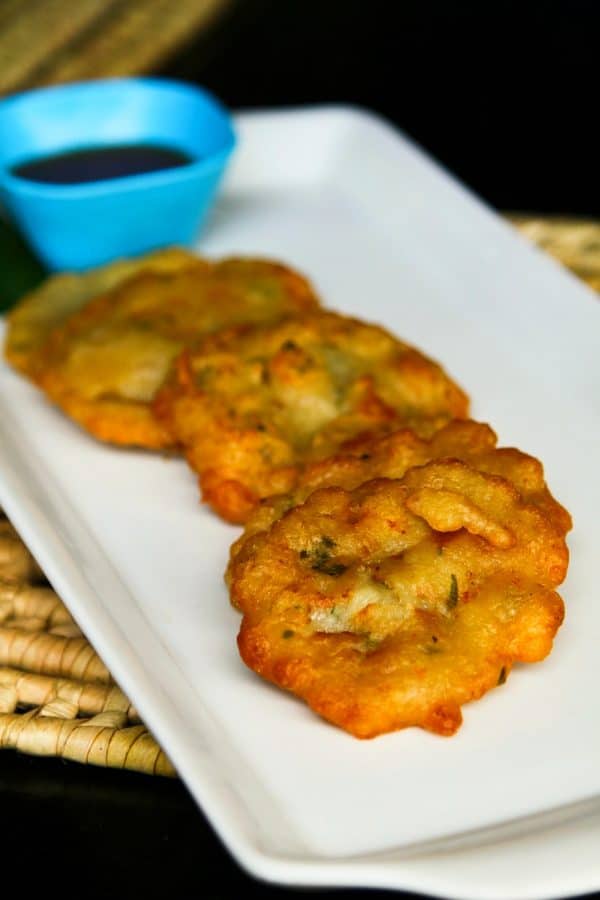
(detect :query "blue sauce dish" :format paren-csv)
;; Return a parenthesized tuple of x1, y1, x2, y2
(0, 78, 236, 270)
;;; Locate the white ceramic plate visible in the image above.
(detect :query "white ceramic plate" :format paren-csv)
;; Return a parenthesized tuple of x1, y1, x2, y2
(1, 108, 599, 900)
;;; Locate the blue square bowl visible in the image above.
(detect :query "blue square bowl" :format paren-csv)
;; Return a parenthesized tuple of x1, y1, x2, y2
(0, 77, 236, 271)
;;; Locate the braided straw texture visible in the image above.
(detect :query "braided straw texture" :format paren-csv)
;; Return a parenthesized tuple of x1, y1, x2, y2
(509, 214, 600, 293)
(0, 214, 596, 776)
(0, 514, 175, 777)
(0, 0, 234, 95)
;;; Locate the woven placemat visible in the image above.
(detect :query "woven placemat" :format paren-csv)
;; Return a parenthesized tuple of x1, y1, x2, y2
(0, 214, 596, 776)
(0, 0, 234, 96)
(0, 513, 175, 776)
(509, 214, 600, 293)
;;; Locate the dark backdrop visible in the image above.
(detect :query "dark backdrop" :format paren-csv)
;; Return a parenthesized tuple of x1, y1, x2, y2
(164, 0, 599, 216)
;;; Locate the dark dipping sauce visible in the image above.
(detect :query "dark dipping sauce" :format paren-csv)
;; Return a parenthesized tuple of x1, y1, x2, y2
(11, 143, 193, 185)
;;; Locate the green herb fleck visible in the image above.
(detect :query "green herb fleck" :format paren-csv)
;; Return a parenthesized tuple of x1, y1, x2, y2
(363, 636, 381, 652)
(313, 562, 348, 577)
(282, 629, 295, 639)
(447, 574, 459, 610)
(497, 666, 507, 685)
(311, 537, 334, 568)
(195, 365, 215, 388)
(281, 339, 299, 351)
(301, 537, 347, 575)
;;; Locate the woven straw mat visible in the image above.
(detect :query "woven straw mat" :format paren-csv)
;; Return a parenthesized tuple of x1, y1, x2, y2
(0, 0, 234, 96)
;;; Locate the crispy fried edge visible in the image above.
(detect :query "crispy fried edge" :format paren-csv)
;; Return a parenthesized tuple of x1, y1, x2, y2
(28, 257, 321, 450)
(227, 419, 572, 580)
(230, 461, 569, 738)
(4, 247, 199, 377)
(154, 312, 470, 522)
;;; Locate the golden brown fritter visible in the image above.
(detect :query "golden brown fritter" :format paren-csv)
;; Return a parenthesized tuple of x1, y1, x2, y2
(230, 419, 572, 564)
(154, 312, 469, 523)
(229, 459, 569, 738)
(26, 257, 320, 449)
(4, 246, 198, 376)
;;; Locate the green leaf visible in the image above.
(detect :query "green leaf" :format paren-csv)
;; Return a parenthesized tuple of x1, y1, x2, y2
(0, 219, 46, 313)
(447, 574, 459, 610)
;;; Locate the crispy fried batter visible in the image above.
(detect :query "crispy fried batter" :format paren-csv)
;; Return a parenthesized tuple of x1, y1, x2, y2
(154, 312, 469, 522)
(4, 246, 198, 376)
(230, 419, 572, 562)
(229, 459, 569, 738)
(25, 257, 320, 449)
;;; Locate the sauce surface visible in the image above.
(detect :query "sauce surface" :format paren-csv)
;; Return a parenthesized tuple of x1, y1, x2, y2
(11, 144, 193, 185)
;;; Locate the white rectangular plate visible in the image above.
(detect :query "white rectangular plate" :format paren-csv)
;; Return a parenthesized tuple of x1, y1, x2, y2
(1, 107, 599, 900)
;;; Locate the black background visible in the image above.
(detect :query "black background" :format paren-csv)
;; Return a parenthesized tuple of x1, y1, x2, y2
(166, 0, 600, 217)
(3, 2, 599, 898)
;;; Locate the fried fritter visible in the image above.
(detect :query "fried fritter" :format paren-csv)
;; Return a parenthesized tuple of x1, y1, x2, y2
(229, 459, 569, 738)
(230, 419, 572, 563)
(26, 257, 320, 449)
(4, 246, 197, 376)
(154, 312, 469, 523)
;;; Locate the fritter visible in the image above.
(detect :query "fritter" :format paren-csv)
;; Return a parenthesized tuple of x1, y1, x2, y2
(154, 311, 469, 523)
(26, 257, 320, 449)
(229, 459, 569, 738)
(230, 419, 572, 564)
(4, 246, 197, 376)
